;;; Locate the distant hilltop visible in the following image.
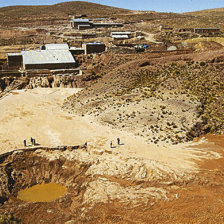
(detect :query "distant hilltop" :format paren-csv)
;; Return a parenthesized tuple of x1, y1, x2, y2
(0, 1, 223, 29)
(0, 1, 130, 27)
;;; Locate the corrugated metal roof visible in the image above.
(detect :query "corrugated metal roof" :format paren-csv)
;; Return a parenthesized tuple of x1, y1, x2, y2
(78, 24, 91, 27)
(7, 53, 22, 56)
(111, 32, 131, 35)
(85, 42, 104, 45)
(72, 19, 90, 22)
(195, 28, 219, 30)
(21, 50, 75, 65)
(44, 44, 69, 50)
(112, 35, 129, 39)
(93, 23, 123, 25)
(70, 47, 85, 50)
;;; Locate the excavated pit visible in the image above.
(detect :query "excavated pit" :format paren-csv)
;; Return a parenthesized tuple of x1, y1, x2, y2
(0, 146, 91, 205)
(0, 137, 224, 223)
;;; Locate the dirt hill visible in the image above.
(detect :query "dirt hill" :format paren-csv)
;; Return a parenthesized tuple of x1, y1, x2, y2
(0, 1, 130, 27)
(63, 50, 224, 145)
(184, 7, 224, 16)
(179, 8, 224, 30)
(1, 1, 224, 30)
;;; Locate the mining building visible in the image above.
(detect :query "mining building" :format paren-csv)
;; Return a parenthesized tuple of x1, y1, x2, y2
(7, 44, 76, 70)
(82, 42, 106, 54)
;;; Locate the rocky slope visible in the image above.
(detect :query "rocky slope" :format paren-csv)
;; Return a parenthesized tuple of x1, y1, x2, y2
(0, 74, 88, 98)
(63, 50, 224, 145)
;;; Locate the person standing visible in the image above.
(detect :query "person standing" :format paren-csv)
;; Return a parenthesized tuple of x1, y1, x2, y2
(24, 140, 27, 147)
(117, 138, 120, 145)
(110, 141, 113, 148)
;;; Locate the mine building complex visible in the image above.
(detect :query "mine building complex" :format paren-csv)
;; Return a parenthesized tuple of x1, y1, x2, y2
(7, 44, 76, 70)
(70, 18, 123, 30)
(7, 42, 107, 71)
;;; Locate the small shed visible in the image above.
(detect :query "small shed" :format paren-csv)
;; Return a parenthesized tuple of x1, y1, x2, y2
(7, 53, 22, 68)
(82, 42, 106, 54)
(71, 19, 92, 29)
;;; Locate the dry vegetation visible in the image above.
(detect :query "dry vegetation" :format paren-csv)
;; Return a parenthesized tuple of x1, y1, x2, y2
(1, 2, 224, 223)
(0, 1, 130, 27)
(158, 8, 224, 31)
(63, 51, 224, 144)
(0, 2, 223, 32)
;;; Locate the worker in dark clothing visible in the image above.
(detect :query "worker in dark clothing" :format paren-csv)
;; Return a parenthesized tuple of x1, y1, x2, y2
(24, 140, 27, 147)
(33, 138, 36, 146)
(110, 141, 113, 148)
(117, 138, 120, 145)
(31, 137, 33, 145)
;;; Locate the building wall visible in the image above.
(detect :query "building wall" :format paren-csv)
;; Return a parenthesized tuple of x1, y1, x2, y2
(7, 55, 23, 68)
(24, 63, 77, 70)
(179, 28, 194, 32)
(78, 25, 92, 30)
(194, 28, 220, 34)
(70, 49, 85, 55)
(73, 22, 91, 28)
(82, 44, 106, 54)
(92, 23, 123, 28)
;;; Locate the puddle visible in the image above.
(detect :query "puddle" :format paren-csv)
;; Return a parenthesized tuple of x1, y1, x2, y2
(17, 183, 67, 202)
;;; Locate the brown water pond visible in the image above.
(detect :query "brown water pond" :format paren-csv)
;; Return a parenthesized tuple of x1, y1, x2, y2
(17, 183, 67, 203)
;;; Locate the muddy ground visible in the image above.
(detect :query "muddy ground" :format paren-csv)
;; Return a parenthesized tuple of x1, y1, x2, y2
(0, 135, 223, 223)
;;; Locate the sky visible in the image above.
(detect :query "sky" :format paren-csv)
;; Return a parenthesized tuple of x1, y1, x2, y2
(0, 0, 223, 13)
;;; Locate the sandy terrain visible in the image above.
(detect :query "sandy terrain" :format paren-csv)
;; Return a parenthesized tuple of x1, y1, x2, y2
(1, 88, 224, 224)
(0, 88, 220, 172)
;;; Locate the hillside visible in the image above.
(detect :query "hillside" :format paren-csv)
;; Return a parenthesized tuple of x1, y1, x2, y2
(184, 7, 224, 16)
(0, 1, 130, 27)
(63, 50, 224, 145)
(0, 1, 223, 31)
(178, 8, 224, 30)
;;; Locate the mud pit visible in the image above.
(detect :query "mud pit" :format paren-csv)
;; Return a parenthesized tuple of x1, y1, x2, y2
(17, 183, 67, 203)
(0, 136, 223, 223)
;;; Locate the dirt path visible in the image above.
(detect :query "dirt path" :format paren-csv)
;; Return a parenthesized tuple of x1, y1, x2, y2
(142, 31, 162, 43)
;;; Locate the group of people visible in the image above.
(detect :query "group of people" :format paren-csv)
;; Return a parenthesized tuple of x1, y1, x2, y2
(110, 138, 122, 148)
(23, 137, 37, 147)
